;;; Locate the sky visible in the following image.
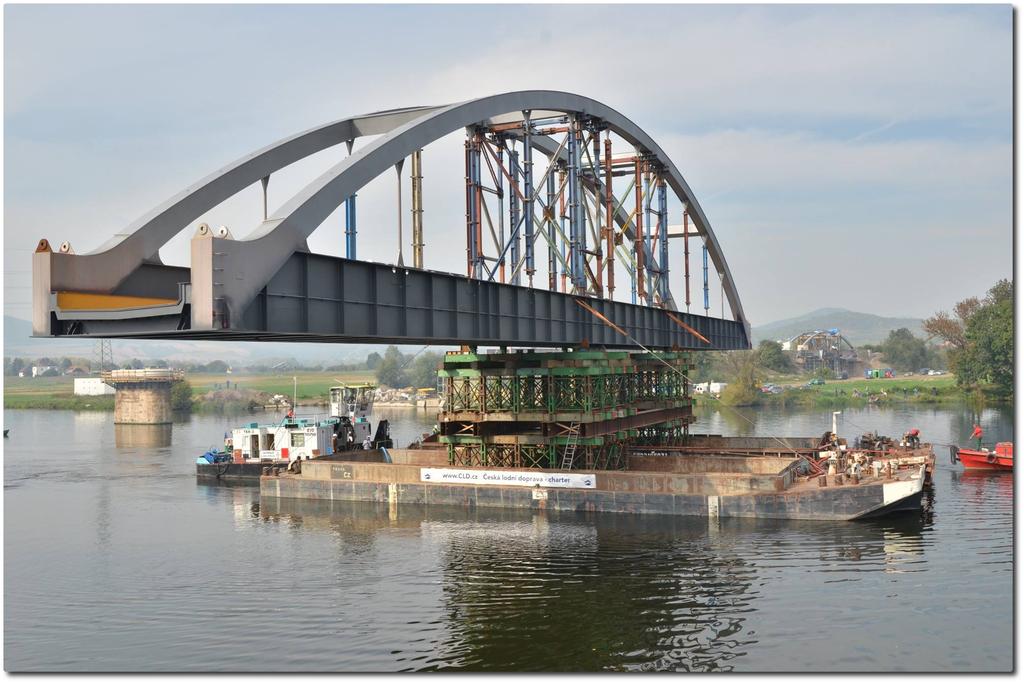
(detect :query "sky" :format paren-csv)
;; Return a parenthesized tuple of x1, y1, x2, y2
(3, 4, 1013, 328)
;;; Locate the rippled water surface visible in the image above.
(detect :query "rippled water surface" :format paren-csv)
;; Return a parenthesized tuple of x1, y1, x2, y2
(4, 404, 1013, 672)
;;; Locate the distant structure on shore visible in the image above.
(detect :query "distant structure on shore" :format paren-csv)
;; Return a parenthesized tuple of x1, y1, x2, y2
(781, 329, 860, 376)
(73, 377, 115, 396)
(101, 368, 184, 424)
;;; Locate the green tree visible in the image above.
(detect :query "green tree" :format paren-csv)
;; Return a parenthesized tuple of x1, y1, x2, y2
(718, 351, 762, 406)
(958, 281, 1013, 395)
(171, 380, 194, 411)
(365, 352, 383, 370)
(880, 328, 928, 372)
(689, 351, 722, 383)
(6, 357, 25, 376)
(924, 345, 947, 371)
(409, 351, 443, 389)
(375, 346, 408, 388)
(756, 340, 793, 373)
(926, 279, 1013, 394)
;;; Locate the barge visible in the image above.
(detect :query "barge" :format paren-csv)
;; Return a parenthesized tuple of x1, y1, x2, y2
(259, 434, 934, 521)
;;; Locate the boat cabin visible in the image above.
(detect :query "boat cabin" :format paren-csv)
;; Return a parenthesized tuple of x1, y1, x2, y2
(230, 417, 336, 463)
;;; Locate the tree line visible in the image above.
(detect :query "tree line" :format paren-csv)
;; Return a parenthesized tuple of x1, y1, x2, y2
(372, 346, 444, 389)
(697, 278, 1011, 404)
(923, 279, 1012, 397)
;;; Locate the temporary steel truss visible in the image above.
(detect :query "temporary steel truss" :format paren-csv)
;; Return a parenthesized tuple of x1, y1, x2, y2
(32, 91, 750, 351)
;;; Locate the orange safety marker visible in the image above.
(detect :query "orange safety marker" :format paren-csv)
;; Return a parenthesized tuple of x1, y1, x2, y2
(664, 311, 711, 345)
(574, 298, 628, 338)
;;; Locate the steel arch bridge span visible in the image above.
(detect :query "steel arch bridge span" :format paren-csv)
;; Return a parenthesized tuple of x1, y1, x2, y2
(33, 91, 751, 351)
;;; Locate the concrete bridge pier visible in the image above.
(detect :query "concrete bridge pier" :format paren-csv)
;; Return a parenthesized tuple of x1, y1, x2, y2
(101, 369, 184, 425)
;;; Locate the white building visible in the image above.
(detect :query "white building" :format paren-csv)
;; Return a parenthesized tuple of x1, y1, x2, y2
(693, 381, 728, 396)
(73, 378, 115, 396)
(31, 365, 56, 378)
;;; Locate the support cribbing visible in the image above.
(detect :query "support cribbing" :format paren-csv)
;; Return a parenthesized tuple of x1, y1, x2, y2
(438, 348, 694, 470)
(683, 209, 690, 312)
(703, 244, 710, 315)
(657, 174, 669, 306)
(547, 169, 557, 291)
(604, 134, 615, 299)
(523, 111, 535, 286)
(411, 149, 424, 269)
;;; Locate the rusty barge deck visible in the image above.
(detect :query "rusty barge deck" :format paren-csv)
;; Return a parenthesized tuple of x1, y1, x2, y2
(258, 440, 933, 522)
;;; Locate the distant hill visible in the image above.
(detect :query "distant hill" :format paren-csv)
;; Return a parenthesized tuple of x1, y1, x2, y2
(2, 314, 436, 365)
(752, 308, 925, 346)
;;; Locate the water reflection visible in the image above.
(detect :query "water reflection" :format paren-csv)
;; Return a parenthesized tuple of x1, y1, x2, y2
(248, 499, 932, 671)
(114, 423, 172, 448)
(949, 469, 1014, 506)
(3, 406, 1011, 672)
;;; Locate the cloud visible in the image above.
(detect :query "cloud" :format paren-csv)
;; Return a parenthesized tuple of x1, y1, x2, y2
(414, 5, 1010, 133)
(3, 4, 1011, 327)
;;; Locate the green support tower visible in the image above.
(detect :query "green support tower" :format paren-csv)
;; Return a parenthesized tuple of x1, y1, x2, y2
(438, 349, 695, 470)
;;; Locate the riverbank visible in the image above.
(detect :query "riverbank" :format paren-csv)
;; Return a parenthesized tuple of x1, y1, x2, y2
(3, 393, 115, 411)
(694, 374, 1003, 409)
(3, 372, 440, 412)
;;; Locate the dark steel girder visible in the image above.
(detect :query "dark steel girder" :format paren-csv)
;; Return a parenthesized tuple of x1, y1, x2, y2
(51, 252, 749, 350)
(33, 90, 752, 351)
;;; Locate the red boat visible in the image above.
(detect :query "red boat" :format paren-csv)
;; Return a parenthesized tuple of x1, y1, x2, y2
(953, 442, 1013, 471)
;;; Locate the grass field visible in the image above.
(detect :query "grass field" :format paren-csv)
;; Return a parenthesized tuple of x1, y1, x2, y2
(695, 372, 964, 408)
(187, 370, 376, 401)
(1, 368, 985, 411)
(3, 371, 379, 410)
(778, 373, 956, 394)
(3, 376, 114, 410)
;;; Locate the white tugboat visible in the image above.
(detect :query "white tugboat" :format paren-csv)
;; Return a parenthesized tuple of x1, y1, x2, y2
(197, 384, 393, 481)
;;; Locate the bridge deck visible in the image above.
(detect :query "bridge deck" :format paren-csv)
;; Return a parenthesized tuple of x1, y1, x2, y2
(45, 253, 749, 351)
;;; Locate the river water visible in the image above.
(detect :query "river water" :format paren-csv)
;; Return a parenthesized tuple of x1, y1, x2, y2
(3, 403, 1013, 672)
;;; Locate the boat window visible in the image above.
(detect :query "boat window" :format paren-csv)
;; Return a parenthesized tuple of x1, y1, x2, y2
(291, 433, 305, 448)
